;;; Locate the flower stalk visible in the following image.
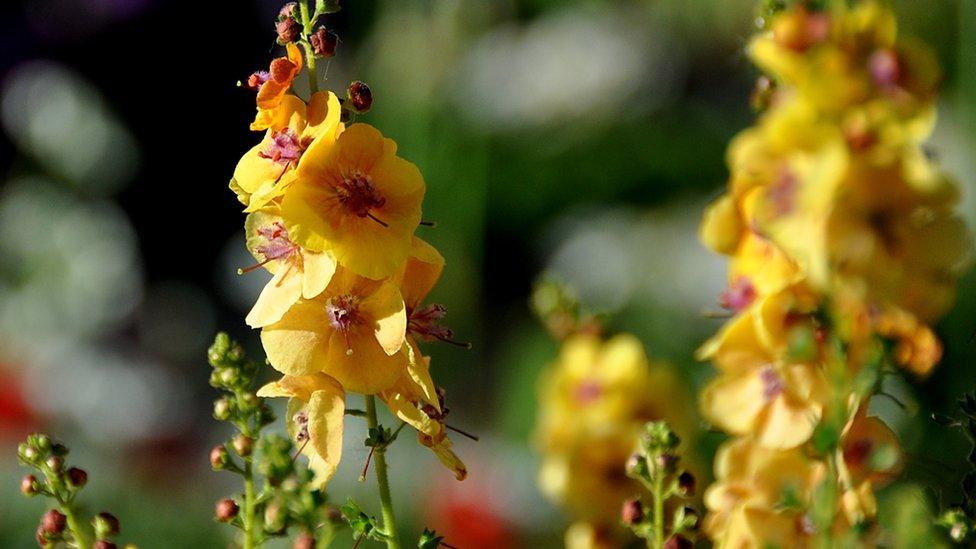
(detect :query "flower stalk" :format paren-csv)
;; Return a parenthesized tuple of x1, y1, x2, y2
(364, 394, 401, 549)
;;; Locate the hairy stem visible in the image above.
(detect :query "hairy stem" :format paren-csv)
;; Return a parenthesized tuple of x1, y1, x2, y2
(364, 395, 400, 549)
(243, 459, 257, 549)
(62, 501, 91, 549)
(299, 0, 319, 94)
(653, 472, 664, 549)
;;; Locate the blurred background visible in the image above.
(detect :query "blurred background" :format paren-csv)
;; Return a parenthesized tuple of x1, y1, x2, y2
(0, 0, 974, 546)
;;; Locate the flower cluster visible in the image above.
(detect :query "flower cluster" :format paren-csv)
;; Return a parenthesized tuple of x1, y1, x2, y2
(532, 281, 694, 548)
(231, 2, 467, 490)
(18, 434, 122, 549)
(698, 1, 970, 545)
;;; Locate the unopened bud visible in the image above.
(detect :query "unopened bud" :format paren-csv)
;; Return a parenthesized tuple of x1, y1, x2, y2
(241, 392, 259, 409)
(21, 475, 38, 496)
(654, 452, 678, 475)
(626, 453, 648, 478)
(45, 455, 64, 474)
(346, 81, 372, 114)
(210, 445, 230, 470)
(621, 498, 644, 526)
(663, 534, 694, 549)
(264, 501, 286, 533)
(51, 444, 68, 456)
(67, 467, 88, 489)
(677, 471, 696, 496)
(293, 533, 316, 549)
(310, 26, 338, 58)
(276, 3, 301, 44)
(41, 509, 67, 536)
(678, 506, 699, 531)
(34, 434, 52, 452)
(213, 397, 232, 420)
(22, 444, 39, 462)
(218, 368, 238, 386)
(216, 498, 240, 522)
(233, 435, 254, 457)
(35, 525, 47, 546)
(95, 541, 117, 549)
(93, 512, 120, 538)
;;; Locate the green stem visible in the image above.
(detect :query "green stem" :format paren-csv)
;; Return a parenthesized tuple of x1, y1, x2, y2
(243, 460, 257, 549)
(652, 472, 664, 549)
(299, 0, 320, 94)
(62, 501, 91, 549)
(364, 395, 400, 549)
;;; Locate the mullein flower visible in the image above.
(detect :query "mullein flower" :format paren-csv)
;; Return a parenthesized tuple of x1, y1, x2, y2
(257, 373, 346, 485)
(251, 43, 304, 131)
(233, 91, 342, 212)
(242, 207, 337, 327)
(260, 266, 408, 394)
(281, 123, 426, 280)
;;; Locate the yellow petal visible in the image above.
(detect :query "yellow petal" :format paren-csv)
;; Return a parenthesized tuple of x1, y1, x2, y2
(756, 393, 820, 449)
(306, 386, 345, 486)
(398, 237, 445, 309)
(361, 281, 407, 356)
(323, 329, 406, 394)
(261, 299, 332, 376)
(383, 390, 440, 437)
(700, 372, 766, 435)
(700, 194, 743, 255)
(246, 264, 304, 328)
(428, 437, 467, 481)
(301, 250, 337, 299)
(405, 340, 438, 410)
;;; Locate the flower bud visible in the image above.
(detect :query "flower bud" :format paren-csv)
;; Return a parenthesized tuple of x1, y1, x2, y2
(654, 452, 678, 475)
(21, 444, 39, 462)
(293, 533, 315, 549)
(678, 506, 699, 531)
(45, 455, 64, 474)
(41, 509, 67, 536)
(95, 541, 117, 549)
(663, 534, 693, 549)
(67, 467, 88, 489)
(93, 512, 120, 538)
(216, 498, 240, 522)
(218, 368, 239, 386)
(276, 3, 301, 44)
(35, 525, 47, 546)
(241, 392, 259, 409)
(51, 443, 69, 456)
(233, 435, 254, 457)
(21, 474, 38, 496)
(621, 498, 644, 526)
(213, 397, 232, 420)
(34, 434, 52, 452)
(346, 81, 373, 114)
(310, 26, 339, 58)
(677, 471, 696, 496)
(210, 445, 230, 470)
(264, 501, 286, 533)
(625, 453, 648, 478)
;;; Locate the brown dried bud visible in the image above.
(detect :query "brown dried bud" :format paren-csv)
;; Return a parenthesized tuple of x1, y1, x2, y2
(94, 541, 117, 549)
(346, 81, 373, 114)
(677, 471, 696, 496)
(41, 509, 67, 536)
(210, 445, 229, 470)
(621, 498, 644, 526)
(310, 26, 338, 58)
(293, 533, 316, 549)
(276, 3, 301, 44)
(67, 467, 88, 489)
(663, 534, 694, 549)
(93, 512, 120, 538)
(233, 435, 254, 457)
(21, 474, 38, 496)
(216, 498, 240, 522)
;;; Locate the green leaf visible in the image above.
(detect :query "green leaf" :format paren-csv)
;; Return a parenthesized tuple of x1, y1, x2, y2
(316, 0, 341, 14)
(418, 528, 445, 549)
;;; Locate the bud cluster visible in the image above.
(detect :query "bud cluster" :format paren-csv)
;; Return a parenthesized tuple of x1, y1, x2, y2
(208, 333, 344, 546)
(623, 421, 699, 548)
(17, 434, 121, 548)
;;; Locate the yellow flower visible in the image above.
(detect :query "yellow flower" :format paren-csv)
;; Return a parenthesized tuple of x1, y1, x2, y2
(256, 373, 345, 486)
(251, 43, 304, 131)
(281, 123, 426, 280)
(698, 290, 828, 449)
(242, 208, 337, 328)
(380, 348, 467, 481)
(233, 91, 342, 213)
(536, 333, 692, 452)
(704, 437, 824, 548)
(260, 266, 408, 394)
(538, 425, 642, 526)
(564, 522, 616, 549)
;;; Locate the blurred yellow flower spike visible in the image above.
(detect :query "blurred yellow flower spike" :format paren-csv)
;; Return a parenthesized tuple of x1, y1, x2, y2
(260, 266, 408, 395)
(234, 91, 343, 213)
(281, 123, 426, 280)
(242, 208, 337, 328)
(257, 373, 345, 487)
(534, 332, 695, 542)
(698, 1, 970, 545)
